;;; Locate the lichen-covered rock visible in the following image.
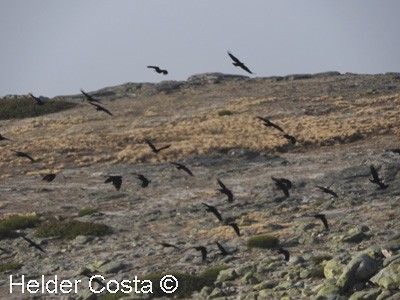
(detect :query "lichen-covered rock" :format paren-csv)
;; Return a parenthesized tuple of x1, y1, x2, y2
(313, 282, 343, 300)
(216, 268, 238, 282)
(336, 253, 379, 292)
(370, 258, 400, 289)
(324, 257, 346, 279)
(348, 288, 381, 300)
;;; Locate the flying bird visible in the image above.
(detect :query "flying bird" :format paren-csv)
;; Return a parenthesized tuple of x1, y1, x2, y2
(271, 177, 291, 197)
(194, 246, 207, 261)
(0, 134, 10, 141)
(145, 140, 171, 153)
(13, 150, 35, 163)
(227, 51, 253, 74)
(134, 174, 151, 188)
(159, 242, 180, 250)
(226, 223, 241, 237)
(42, 173, 56, 182)
(147, 66, 168, 75)
(256, 116, 284, 132)
(314, 214, 329, 231)
(283, 134, 297, 145)
(277, 248, 290, 261)
(88, 101, 113, 116)
(369, 165, 389, 189)
(216, 242, 229, 256)
(316, 185, 338, 198)
(104, 175, 122, 191)
(217, 179, 234, 203)
(21, 235, 45, 253)
(202, 203, 223, 222)
(28, 93, 45, 105)
(170, 162, 194, 176)
(80, 89, 101, 103)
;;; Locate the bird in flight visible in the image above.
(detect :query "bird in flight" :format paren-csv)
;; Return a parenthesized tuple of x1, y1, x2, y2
(13, 150, 36, 163)
(315, 185, 338, 198)
(227, 51, 253, 74)
(145, 140, 171, 153)
(216, 242, 230, 256)
(42, 173, 56, 182)
(147, 66, 168, 75)
(194, 246, 207, 261)
(104, 175, 122, 191)
(314, 214, 329, 231)
(256, 116, 284, 132)
(134, 174, 151, 188)
(159, 242, 180, 250)
(369, 165, 389, 189)
(277, 248, 290, 261)
(0, 134, 10, 141)
(28, 93, 44, 105)
(283, 134, 296, 145)
(170, 162, 194, 176)
(88, 101, 113, 116)
(217, 179, 234, 202)
(21, 235, 45, 253)
(226, 223, 241, 237)
(202, 203, 223, 222)
(271, 176, 291, 197)
(80, 89, 101, 103)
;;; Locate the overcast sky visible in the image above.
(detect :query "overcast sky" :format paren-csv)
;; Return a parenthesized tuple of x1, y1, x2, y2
(0, 1, 399, 97)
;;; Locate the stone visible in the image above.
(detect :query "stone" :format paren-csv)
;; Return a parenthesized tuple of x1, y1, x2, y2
(324, 257, 346, 280)
(348, 288, 381, 300)
(370, 258, 400, 289)
(216, 268, 238, 282)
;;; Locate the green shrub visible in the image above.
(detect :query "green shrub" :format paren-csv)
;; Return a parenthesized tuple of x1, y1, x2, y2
(0, 214, 40, 240)
(78, 207, 98, 217)
(34, 220, 112, 239)
(310, 254, 333, 265)
(0, 97, 76, 120)
(217, 110, 233, 116)
(0, 262, 22, 272)
(247, 234, 279, 249)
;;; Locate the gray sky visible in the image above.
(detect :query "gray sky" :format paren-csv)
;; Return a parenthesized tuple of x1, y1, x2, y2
(1, 1, 399, 97)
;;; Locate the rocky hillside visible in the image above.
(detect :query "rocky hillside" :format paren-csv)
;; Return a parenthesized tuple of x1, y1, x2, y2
(0, 72, 399, 299)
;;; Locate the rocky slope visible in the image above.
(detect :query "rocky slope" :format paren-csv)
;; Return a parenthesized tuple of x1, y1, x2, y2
(0, 72, 399, 299)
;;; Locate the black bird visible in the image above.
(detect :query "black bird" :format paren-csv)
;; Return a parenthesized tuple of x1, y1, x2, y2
(104, 175, 122, 191)
(159, 242, 180, 250)
(42, 173, 56, 182)
(227, 223, 241, 237)
(217, 179, 234, 203)
(388, 148, 400, 155)
(0, 134, 10, 141)
(283, 134, 296, 145)
(28, 93, 45, 105)
(194, 246, 207, 261)
(147, 66, 168, 75)
(227, 51, 253, 74)
(13, 150, 35, 162)
(271, 176, 291, 197)
(21, 235, 45, 253)
(170, 162, 194, 176)
(314, 214, 329, 231)
(88, 101, 113, 116)
(315, 185, 338, 198)
(134, 174, 151, 188)
(277, 248, 290, 261)
(369, 165, 389, 189)
(256, 116, 284, 132)
(145, 140, 171, 153)
(80, 89, 101, 103)
(202, 203, 223, 222)
(216, 242, 229, 256)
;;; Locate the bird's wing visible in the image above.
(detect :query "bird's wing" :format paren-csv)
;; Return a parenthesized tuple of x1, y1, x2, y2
(216, 242, 227, 255)
(100, 106, 113, 116)
(239, 64, 253, 74)
(229, 223, 241, 236)
(145, 140, 157, 151)
(217, 179, 227, 189)
(370, 166, 380, 181)
(256, 116, 269, 123)
(321, 217, 329, 230)
(227, 51, 241, 63)
(271, 122, 284, 132)
(182, 165, 193, 176)
(158, 144, 171, 151)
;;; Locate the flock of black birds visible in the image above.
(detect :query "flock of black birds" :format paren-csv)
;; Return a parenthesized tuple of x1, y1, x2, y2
(0, 52, 398, 268)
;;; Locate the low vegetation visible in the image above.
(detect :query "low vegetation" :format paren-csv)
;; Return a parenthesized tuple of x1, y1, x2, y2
(0, 97, 76, 120)
(247, 234, 279, 249)
(0, 262, 23, 272)
(78, 207, 98, 217)
(0, 214, 40, 240)
(34, 220, 112, 239)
